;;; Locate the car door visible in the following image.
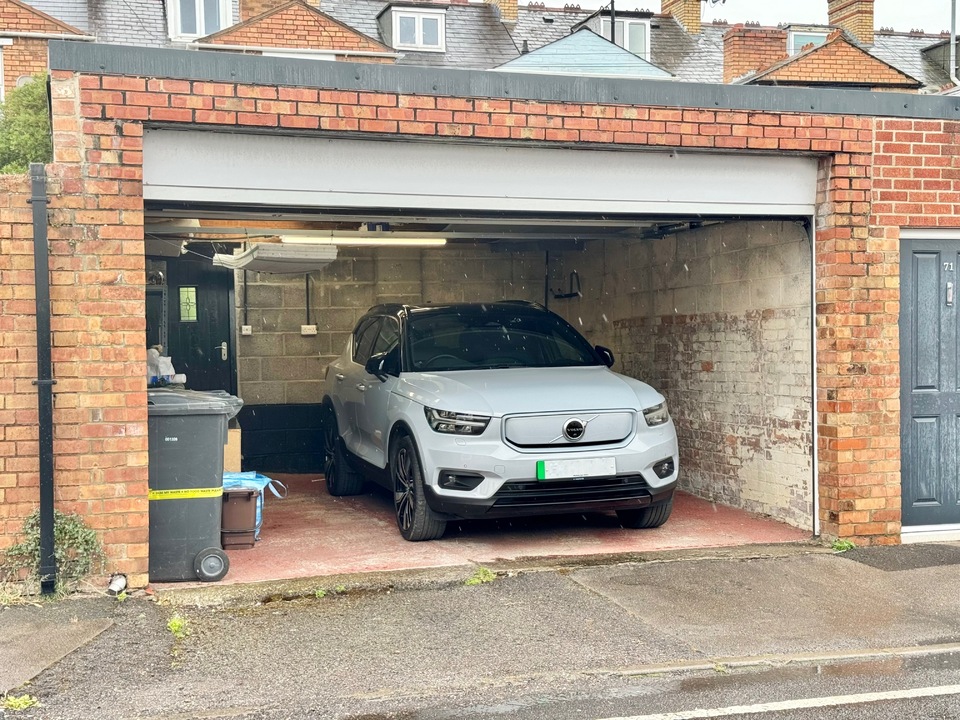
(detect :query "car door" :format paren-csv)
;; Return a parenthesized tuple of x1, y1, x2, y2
(340, 316, 382, 457)
(356, 316, 401, 469)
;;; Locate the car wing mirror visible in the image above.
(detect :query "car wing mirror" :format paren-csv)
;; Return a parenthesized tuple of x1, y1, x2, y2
(365, 353, 389, 381)
(595, 345, 615, 368)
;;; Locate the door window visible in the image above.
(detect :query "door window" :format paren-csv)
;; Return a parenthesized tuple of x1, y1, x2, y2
(353, 317, 382, 366)
(178, 286, 198, 322)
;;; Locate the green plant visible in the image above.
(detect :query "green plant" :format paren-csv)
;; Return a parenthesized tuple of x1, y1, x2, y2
(831, 539, 856, 553)
(3, 509, 104, 593)
(334, 584, 347, 594)
(314, 588, 327, 599)
(167, 613, 189, 640)
(465, 567, 497, 586)
(2, 694, 40, 711)
(115, 590, 128, 603)
(0, 73, 52, 174)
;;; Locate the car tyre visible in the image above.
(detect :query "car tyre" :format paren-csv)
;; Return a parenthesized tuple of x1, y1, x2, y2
(617, 497, 674, 529)
(323, 406, 365, 496)
(392, 434, 446, 541)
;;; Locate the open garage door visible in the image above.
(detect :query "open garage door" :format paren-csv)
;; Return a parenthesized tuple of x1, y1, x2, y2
(142, 129, 816, 576)
(143, 129, 817, 217)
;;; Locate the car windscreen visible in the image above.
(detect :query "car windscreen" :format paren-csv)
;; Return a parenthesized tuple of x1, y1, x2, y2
(406, 307, 601, 372)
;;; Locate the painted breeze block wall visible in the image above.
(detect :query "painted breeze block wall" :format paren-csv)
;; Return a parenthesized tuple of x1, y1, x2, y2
(549, 221, 813, 528)
(237, 244, 544, 403)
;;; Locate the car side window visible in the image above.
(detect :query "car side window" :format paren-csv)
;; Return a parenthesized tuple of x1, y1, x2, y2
(353, 317, 382, 366)
(373, 317, 400, 357)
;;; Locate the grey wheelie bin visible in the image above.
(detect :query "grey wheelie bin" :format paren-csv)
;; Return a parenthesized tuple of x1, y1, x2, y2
(147, 388, 243, 582)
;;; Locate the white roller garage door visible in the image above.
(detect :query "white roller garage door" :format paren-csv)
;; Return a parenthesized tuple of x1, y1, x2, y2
(143, 129, 817, 217)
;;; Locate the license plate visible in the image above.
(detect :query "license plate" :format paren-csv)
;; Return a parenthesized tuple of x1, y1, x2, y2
(536, 457, 616, 481)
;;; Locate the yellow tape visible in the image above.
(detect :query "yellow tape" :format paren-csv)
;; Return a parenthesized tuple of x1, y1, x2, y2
(149, 487, 224, 501)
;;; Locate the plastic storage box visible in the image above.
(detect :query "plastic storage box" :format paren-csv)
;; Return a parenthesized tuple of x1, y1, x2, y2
(221, 489, 258, 549)
(147, 388, 243, 582)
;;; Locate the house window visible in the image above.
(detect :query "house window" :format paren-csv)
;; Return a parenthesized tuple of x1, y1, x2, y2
(600, 18, 650, 60)
(168, 0, 229, 40)
(392, 9, 445, 52)
(788, 31, 827, 55)
(179, 287, 198, 322)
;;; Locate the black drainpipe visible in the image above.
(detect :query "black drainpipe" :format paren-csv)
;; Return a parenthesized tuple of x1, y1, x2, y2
(29, 163, 57, 595)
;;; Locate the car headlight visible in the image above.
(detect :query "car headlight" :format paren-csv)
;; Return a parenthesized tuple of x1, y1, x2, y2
(642, 402, 669, 427)
(425, 407, 490, 435)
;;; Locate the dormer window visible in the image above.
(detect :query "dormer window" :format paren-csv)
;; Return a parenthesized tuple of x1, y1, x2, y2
(599, 17, 650, 61)
(168, 0, 229, 40)
(392, 8, 446, 52)
(788, 30, 828, 55)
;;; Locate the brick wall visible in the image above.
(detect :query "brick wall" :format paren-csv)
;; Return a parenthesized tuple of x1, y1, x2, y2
(237, 244, 544, 403)
(757, 35, 917, 89)
(2, 39, 48, 97)
(722, 26, 787, 84)
(241, 0, 315, 23)
(207, 2, 392, 57)
(593, 222, 813, 528)
(30, 60, 959, 561)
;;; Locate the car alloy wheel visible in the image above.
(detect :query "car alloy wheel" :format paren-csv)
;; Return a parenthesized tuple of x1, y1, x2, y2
(391, 434, 446, 541)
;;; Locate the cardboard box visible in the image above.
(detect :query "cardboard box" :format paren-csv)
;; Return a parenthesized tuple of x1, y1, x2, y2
(224, 428, 242, 473)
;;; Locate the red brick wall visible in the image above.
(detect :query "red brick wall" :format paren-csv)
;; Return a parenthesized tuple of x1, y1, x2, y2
(3, 39, 49, 95)
(29, 63, 960, 563)
(0, 0, 79, 33)
(759, 37, 916, 89)
(241, 0, 315, 23)
(722, 26, 787, 84)
(209, 3, 390, 55)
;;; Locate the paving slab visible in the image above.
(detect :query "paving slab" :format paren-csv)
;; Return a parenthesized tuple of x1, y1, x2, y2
(568, 551, 960, 660)
(0, 602, 113, 694)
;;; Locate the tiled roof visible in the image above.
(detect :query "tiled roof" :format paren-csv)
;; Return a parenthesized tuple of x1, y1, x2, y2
(512, 5, 585, 51)
(321, 0, 519, 69)
(650, 17, 726, 83)
(872, 32, 951, 90)
(20, 0, 88, 33)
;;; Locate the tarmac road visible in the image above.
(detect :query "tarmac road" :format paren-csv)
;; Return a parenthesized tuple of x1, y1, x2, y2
(4, 545, 960, 720)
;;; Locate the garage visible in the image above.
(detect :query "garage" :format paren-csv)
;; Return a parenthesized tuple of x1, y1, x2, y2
(11, 39, 937, 587)
(137, 123, 816, 580)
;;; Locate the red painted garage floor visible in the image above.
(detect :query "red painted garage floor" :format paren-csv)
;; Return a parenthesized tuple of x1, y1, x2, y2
(215, 474, 811, 585)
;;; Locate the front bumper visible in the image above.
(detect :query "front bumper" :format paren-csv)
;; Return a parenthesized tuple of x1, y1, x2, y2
(425, 476, 677, 519)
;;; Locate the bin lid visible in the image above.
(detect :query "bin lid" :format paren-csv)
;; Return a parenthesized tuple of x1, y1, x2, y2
(147, 388, 244, 417)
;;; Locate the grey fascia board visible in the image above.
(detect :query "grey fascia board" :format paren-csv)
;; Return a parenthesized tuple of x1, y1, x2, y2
(49, 40, 960, 120)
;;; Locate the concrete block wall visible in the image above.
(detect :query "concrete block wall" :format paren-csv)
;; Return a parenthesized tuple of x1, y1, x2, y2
(236, 243, 544, 403)
(549, 221, 813, 528)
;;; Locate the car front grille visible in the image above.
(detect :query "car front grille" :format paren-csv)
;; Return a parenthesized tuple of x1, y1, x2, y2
(492, 474, 651, 508)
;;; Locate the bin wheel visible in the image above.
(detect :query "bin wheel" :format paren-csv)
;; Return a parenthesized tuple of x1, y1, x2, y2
(194, 547, 230, 582)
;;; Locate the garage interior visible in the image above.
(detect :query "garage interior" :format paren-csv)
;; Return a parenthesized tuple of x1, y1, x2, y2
(142, 130, 816, 583)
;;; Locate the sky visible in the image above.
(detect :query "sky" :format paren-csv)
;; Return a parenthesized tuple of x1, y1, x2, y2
(570, 1, 953, 34)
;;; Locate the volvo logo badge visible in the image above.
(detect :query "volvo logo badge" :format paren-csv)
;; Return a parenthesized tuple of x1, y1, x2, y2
(562, 418, 586, 442)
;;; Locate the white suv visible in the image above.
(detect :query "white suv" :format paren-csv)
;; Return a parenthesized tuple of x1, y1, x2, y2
(321, 302, 678, 541)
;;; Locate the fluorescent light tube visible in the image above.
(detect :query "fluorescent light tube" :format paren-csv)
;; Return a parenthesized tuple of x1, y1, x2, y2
(280, 236, 446, 247)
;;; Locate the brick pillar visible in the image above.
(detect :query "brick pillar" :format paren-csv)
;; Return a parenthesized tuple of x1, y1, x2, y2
(722, 25, 788, 83)
(47, 71, 151, 586)
(827, 0, 875, 46)
(485, 0, 518, 24)
(661, 0, 701, 35)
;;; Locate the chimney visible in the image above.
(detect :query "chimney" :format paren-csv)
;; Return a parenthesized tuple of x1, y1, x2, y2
(486, 0, 518, 25)
(722, 24, 788, 83)
(827, 0, 874, 46)
(661, 0, 702, 35)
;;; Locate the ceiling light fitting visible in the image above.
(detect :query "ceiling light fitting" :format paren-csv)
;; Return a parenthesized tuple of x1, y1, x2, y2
(280, 236, 447, 247)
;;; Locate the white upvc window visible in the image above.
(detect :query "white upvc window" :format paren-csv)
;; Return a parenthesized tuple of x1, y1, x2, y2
(600, 18, 651, 61)
(392, 8, 446, 52)
(788, 30, 828, 55)
(168, 0, 230, 40)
